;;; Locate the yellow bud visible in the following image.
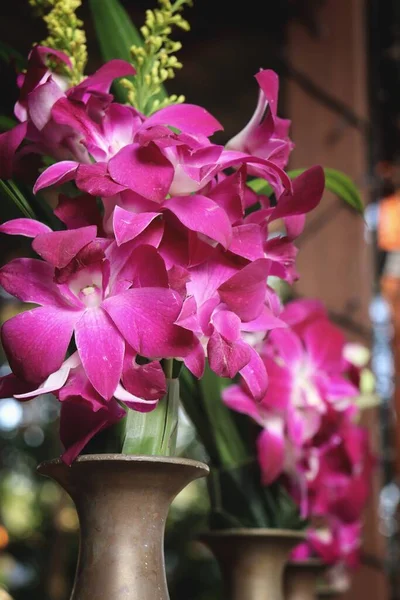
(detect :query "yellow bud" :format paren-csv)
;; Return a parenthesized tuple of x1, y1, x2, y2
(156, 10, 164, 25)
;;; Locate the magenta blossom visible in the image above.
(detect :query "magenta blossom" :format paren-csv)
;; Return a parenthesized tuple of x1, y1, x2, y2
(223, 302, 360, 490)
(292, 519, 363, 570)
(0, 49, 328, 465)
(0, 222, 193, 400)
(0, 47, 136, 179)
(2, 351, 164, 464)
(227, 69, 294, 171)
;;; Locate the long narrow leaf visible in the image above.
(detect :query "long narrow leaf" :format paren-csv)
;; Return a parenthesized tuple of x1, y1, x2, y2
(324, 168, 364, 213)
(88, 0, 167, 104)
(248, 167, 364, 213)
(0, 180, 36, 219)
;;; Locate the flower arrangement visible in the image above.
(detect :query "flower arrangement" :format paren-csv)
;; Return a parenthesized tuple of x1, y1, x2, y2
(0, 2, 376, 598)
(0, 0, 329, 466)
(0, 0, 373, 556)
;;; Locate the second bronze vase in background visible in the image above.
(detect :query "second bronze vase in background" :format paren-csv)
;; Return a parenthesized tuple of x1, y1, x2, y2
(202, 528, 304, 600)
(285, 560, 327, 600)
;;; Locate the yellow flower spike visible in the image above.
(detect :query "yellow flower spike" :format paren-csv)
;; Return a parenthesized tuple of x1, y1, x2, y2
(128, 0, 192, 115)
(29, 0, 87, 84)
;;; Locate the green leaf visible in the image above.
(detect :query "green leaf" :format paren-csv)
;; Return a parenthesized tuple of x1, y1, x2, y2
(247, 178, 273, 197)
(248, 167, 364, 213)
(0, 179, 61, 229)
(0, 180, 36, 219)
(121, 378, 179, 455)
(323, 168, 364, 213)
(89, 0, 167, 104)
(0, 41, 26, 70)
(0, 115, 16, 131)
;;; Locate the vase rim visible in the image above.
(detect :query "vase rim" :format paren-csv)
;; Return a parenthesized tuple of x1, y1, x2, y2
(200, 527, 305, 540)
(37, 453, 210, 475)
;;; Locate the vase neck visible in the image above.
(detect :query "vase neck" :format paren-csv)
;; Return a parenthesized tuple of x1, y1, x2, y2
(39, 455, 208, 600)
(205, 531, 303, 600)
(285, 564, 326, 600)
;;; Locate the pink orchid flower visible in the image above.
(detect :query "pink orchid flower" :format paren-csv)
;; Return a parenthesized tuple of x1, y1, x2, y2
(223, 301, 362, 495)
(177, 251, 287, 399)
(0, 221, 194, 400)
(291, 520, 362, 570)
(0, 350, 165, 465)
(0, 47, 136, 179)
(226, 69, 294, 170)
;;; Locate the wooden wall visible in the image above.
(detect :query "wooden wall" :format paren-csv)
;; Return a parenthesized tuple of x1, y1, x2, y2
(287, 0, 389, 598)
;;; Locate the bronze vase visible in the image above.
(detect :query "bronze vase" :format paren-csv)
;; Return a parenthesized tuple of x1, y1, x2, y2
(285, 561, 327, 600)
(202, 528, 305, 600)
(38, 454, 209, 600)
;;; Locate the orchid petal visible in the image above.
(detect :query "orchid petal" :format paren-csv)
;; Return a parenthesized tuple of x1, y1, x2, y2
(145, 103, 223, 136)
(269, 166, 325, 221)
(186, 253, 238, 307)
(33, 160, 78, 193)
(222, 383, 264, 424)
(218, 258, 270, 321)
(15, 352, 81, 399)
(208, 168, 245, 224)
(103, 288, 194, 358)
(183, 339, 205, 378)
(269, 328, 304, 365)
(55, 194, 102, 230)
(229, 224, 264, 260)
(75, 307, 124, 400)
(262, 357, 292, 410)
(303, 320, 345, 372)
(281, 299, 327, 330)
(60, 396, 125, 465)
(71, 59, 136, 98)
(0, 258, 65, 306)
(1, 306, 78, 383)
(0, 122, 27, 179)
(0, 373, 32, 399)
(207, 331, 251, 378)
(122, 350, 166, 400)
(113, 206, 161, 246)
(114, 244, 169, 289)
(212, 310, 241, 342)
(257, 421, 285, 484)
(165, 195, 232, 249)
(239, 346, 268, 401)
(32, 225, 97, 268)
(76, 163, 127, 197)
(28, 77, 65, 130)
(0, 218, 51, 238)
(113, 383, 159, 412)
(108, 143, 174, 203)
(241, 306, 286, 332)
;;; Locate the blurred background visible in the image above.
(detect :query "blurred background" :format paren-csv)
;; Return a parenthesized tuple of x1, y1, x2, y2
(0, 0, 400, 598)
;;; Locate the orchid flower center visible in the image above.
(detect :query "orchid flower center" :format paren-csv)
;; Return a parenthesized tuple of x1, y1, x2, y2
(68, 267, 104, 308)
(79, 284, 102, 308)
(293, 359, 323, 410)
